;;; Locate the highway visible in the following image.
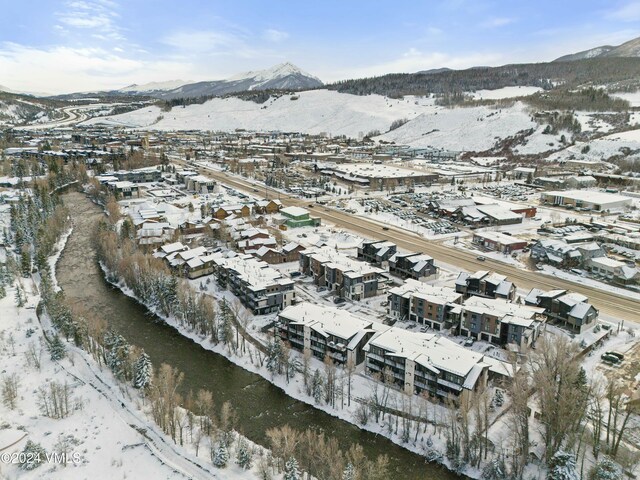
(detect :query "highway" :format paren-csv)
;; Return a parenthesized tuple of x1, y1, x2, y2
(180, 159, 639, 322)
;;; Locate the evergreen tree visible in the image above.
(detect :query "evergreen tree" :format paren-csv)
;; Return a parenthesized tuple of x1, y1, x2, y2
(266, 338, 284, 376)
(284, 456, 301, 480)
(311, 369, 324, 404)
(14, 285, 24, 307)
(342, 463, 356, 480)
(547, 451, 579, 480)
(104, 332, 130, 380)
(133, 351, 152, 389)
(588, 457, 622, 480)
(48, 335, 66, 361)
(0, 283, 5, 299)
(19, 441, 47, 470)
(212, 441, 229, 468)
(482, 458, 508, 480)
(235, 438, 252, 469)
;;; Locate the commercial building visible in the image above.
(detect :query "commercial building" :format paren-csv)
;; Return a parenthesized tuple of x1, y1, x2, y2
(280, 206, 321, 228)
(541, 190, 632, 212)
(472, 232, 528, 254)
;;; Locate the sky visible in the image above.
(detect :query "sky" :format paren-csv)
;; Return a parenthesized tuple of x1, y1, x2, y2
(0, 0, 639, 94)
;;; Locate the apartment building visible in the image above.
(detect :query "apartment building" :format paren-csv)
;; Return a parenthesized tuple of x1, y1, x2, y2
(357, 240, 397, 266)
(214, 254, 295, 314)
(364, 327, 510, 401)
(277, 303, 376, 365)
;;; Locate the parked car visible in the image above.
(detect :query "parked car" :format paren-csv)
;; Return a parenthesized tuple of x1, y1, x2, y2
(464, 337, 475, 347)
(601, 353, 620, 364)
(606, 351, 624, 362)
(333, 297, 346, 305)
(290, 271, 302, 278)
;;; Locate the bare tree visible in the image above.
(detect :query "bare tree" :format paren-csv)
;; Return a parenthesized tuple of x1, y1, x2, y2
(1, 373, 20, 409)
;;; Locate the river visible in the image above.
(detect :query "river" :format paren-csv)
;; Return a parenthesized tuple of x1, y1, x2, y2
(56, 190, 461, 480)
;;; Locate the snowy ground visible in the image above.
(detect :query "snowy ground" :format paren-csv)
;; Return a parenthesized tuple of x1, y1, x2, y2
(377, 101, 536, 152)
(467, 86, 542, 100)
(81, 90, 428, 139)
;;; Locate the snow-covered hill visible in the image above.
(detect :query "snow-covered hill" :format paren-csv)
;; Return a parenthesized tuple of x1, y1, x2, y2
(377, 102, 537, 152)
(555, 35, 640, 62)
(82, 90, 423, 137)
(82, 88, 553, 153)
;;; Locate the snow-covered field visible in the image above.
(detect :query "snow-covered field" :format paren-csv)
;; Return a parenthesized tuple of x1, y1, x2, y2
(611, 90, 640, 107)
(377, 101, 536, 151)
(82, 90, 427, 138)
(468, 86, 542, 100)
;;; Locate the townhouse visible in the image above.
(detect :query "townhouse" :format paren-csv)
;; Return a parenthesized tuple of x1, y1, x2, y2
(299, 246, 384, 300)
(388, 252, 437, 280)
(524, 289, 598, 333)
(458, 297, 545, 348)
(357, 240, 397, 266)
(455, 271, 516, 301)
(388, 279, 462, 331)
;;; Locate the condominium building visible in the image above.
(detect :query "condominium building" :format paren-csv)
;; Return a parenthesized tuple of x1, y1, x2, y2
(214, 254, 295, 314)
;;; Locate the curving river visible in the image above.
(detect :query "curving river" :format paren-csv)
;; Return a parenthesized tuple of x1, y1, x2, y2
(56, 190, 461, 480)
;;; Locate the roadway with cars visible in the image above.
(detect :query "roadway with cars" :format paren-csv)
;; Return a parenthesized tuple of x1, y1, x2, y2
(177, 158, 640, 323)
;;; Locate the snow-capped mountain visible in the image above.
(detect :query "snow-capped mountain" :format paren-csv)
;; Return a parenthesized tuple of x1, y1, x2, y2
(160, 62, 323, 100)
(554, 35, 640, 62)
(117, 80, 193, 93)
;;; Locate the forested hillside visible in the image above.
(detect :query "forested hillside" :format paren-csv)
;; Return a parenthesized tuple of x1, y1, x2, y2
(324, 57, 640, 98)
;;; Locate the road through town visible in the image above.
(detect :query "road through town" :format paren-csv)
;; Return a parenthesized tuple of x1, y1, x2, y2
(186, 161, 639, 322)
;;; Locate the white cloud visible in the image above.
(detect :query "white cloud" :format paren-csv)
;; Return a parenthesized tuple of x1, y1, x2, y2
(162, 31, 239, 53)
(263, 29, 289, 42)
(55, 0, 123, 42)
(480, 17, 515, 28)
(0, 42, 194, 93)
(606, 1, 640, 21)
(326, 48, 503, 80)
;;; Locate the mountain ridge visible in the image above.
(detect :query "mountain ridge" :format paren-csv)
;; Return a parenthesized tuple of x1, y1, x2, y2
(554, 35, 640, 61)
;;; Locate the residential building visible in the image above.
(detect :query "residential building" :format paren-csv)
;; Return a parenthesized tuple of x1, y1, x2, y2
(214, 254, 295, 314)
(455, 271, 516, 301)
(388, 279, 462, 331)
(299, 246, 383, 300)
(588, 257, 639, 285)
(357, 240, 397, 266)
(458, 297, 545, 347)
(388, 252, 437, 280)
(364, 327, 511, 401)
(277, 303, 376, 365)
(524, 289, 598, 333)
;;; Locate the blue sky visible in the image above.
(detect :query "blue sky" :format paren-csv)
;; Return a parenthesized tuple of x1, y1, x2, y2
(1, 0, 639, 94)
